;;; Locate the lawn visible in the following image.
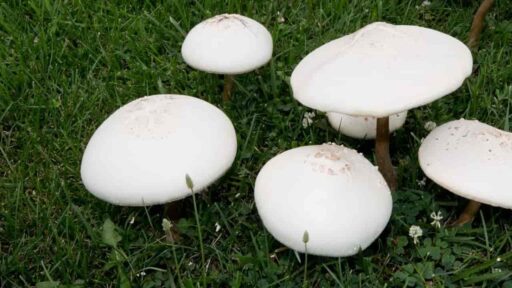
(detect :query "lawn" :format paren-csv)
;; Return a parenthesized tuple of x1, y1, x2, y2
(1, 0, 512, 287)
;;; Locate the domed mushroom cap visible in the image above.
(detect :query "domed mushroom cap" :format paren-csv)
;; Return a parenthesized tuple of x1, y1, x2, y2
(327, 111, 408, 139)
(291, 22, 472, 117)
(254, 144, 392, 257)
(181, 14, 273, 75)
(81, 94, 237, 206)
(419, 119, 512, 209)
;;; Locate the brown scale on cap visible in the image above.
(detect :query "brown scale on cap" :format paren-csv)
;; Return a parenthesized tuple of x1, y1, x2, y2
(304, 144, 352, 176)
(475, 129, 512, 145)
(438, 120, 512, 163)
(205, 14, 250, 30)
(468, 126, 512, 156)
(119, 95, 180, 139)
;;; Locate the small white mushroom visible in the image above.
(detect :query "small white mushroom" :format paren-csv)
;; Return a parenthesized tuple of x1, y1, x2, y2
(80, 94, 237, 206)
(419, 119, 512, 224)
(182, 14, 273, 101)
(254, 143, 392, 257)
(327, 111, 408, 139)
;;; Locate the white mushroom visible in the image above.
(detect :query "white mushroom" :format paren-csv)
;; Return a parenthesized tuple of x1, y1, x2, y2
(255, 143, 392, 257)
(327, 111, 408, 139)
(290, 22, 473, 191)
(419, 119, 512, 225)
(81, 94, 237, 206)
(182, 14, 273, 101)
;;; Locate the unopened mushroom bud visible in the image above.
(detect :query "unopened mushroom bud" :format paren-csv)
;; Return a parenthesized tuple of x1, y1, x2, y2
(327, 111, 408, 139)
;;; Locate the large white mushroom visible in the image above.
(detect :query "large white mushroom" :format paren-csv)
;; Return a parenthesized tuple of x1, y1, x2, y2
(419, 119, 512, 225)
(255, 143, 392, 257)
(182, 14, 273, 101)
(327, 111, 407, 139)
(81, 94, 237, 206)
(291, 22, 473, 191)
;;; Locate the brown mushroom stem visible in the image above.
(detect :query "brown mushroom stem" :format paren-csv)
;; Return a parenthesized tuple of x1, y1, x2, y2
(222, 74, 235, 101)
(448, 200, 481, 227)
(164, 200, 184, 240)
(468, 0, 494, 50)
(375, 117, 397, 191)
(164, 200, 184, 220)
(450, 0, 495, 225)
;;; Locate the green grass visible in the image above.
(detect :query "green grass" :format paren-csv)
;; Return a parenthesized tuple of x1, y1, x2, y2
(1, 0, 512, 287)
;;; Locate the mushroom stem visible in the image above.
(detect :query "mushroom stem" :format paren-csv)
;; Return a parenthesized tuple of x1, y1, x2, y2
(375, 117, 397, 191)
(164, 200, 184, 241)
(449, 200, 482, 227)
(164, 200, 184, 220)
(222, 74, 235, 101)
(452, 0, 494, 225)
(468, 0, 494, 50)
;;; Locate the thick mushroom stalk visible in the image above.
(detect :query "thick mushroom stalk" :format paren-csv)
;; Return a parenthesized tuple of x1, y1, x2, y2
(326, 112, 406, 190)
(164, 200, 184, 220)
(375, 117, 397, 191)
(468, 0, 494, 50)
(451, 0, 495, 226)
(448, 200, 481, 227)
(222, 75, 235, 102)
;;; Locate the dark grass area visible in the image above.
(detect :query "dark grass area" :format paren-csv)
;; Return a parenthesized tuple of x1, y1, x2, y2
(1, 0, 512, 287)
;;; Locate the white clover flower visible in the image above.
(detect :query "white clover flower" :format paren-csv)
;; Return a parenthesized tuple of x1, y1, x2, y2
(302, 112, 316, 128)
(409, 225, 423, 245)
(492, 268, 502, 273)
(136, 271, 146, 277)
(430, 211, 443, 229)
(424, 121, 437, 131)
(416, 0, 431, 9)
(277, 11, 285, 23)
(417, 177, 427, 187)
(215, 222, 221, 233)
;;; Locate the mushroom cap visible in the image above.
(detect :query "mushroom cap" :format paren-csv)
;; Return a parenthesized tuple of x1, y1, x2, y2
(291, 22, 472, 117)
(181, 14, 273, 75)
(419, 119, 512, 209)
(254, 144, 392, 257)
(327, 111, 408, 139)
(80, 94, 237, 206)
